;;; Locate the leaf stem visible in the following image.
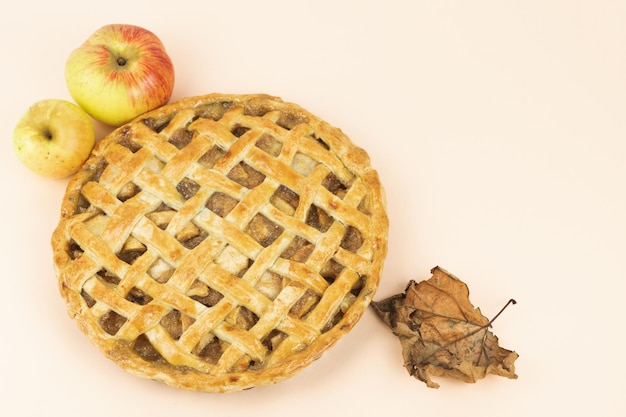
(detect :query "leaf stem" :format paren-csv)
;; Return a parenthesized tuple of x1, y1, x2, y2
(486, 299, 517, 328)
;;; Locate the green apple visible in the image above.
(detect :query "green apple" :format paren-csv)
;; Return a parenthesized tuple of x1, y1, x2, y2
(65, 24, 175, 127)
(13, 99, 96, 179)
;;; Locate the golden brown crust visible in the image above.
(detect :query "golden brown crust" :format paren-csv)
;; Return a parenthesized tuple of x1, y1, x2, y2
(51, 93, 388, 392)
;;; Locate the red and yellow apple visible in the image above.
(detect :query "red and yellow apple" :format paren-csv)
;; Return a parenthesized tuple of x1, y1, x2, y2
(65, 24, 175, 127)
(13, 99, 96, 179)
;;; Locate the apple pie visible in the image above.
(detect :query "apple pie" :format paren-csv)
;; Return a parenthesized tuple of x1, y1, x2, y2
(52, 93, 388, 392)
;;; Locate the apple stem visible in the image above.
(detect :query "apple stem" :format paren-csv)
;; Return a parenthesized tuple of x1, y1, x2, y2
(116, 57, 127, 67)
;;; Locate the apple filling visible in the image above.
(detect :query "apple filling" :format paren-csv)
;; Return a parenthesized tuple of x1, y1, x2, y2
(66, 103, 371, 369)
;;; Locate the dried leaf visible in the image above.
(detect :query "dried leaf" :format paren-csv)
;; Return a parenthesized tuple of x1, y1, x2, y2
(372, 266, 518, 388)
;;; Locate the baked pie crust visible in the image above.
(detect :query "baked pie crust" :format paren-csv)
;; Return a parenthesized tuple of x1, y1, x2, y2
(52, 93, 388, 392)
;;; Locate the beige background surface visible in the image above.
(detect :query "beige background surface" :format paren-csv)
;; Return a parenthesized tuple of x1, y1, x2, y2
(1, 1, 624, 416)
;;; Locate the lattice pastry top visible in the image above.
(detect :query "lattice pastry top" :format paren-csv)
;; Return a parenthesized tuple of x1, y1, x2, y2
(52, 93, 388, 392)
